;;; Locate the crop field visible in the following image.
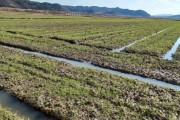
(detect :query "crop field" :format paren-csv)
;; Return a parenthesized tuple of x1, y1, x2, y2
(124, 25, 180, 56)
(0, 12, 180, 85)
(0, 11, 170, 50)
(0, 11, 180, 119)
(0, 46, 180, 119)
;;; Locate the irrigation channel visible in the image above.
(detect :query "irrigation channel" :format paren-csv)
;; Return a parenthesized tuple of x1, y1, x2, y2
(1, 45, 180, 91)
(112, 29, 167, 52)
(0, 90, 57, 120)
(163, 36, 180, 60)
(0, 30, 180, 119)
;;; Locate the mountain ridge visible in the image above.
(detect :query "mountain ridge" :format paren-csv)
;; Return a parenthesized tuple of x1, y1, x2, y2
(153, 14, 180, 19)
(0, 0, 151, 17)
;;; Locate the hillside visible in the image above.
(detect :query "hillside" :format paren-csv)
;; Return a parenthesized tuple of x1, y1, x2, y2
(156, 15, 180, 19)
(0, 0, 64, 11)
(0, 0, 151, 17)
(65, 6, 150, 17)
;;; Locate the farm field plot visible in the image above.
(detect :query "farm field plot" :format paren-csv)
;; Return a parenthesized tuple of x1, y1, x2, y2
(0, 11, 170, 49)
(124, 24, 180, 57)
(0, 12, 180, 85)
(0, 30, 180, 85)
(0, 46, 180, 120)
(0, 11, 180, 120)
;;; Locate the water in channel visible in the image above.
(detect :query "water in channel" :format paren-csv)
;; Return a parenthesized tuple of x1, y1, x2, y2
(112, 29, 166, 52)
(163, 37, 180, 60)
(0, 91, 57, 120)
(2, 45, 179, 91)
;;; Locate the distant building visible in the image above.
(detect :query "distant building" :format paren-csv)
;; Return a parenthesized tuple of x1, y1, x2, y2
(65, 12, 81, 16)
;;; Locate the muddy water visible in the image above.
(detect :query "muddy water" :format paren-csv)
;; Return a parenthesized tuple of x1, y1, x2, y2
(112, 29, 166, 52)
(0, 91, 57, 120)
(163, 37, 180, 60)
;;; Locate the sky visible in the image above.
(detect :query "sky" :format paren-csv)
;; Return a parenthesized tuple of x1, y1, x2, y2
(32, 0, 180, 15)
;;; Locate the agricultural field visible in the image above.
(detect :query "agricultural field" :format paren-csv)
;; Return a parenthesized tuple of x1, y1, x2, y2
(0, 46, 180, 119)
(0, 11, 180, 85)
(0, 11, 170, 49)
(0, 11, 180, 119)
(124, 25, 180, 56)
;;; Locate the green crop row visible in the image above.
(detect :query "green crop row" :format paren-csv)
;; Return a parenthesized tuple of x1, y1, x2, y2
(83, 24, 167, 49)
(0, 12, 171, 50)
(124, 24, 180, 56)
(0, 11, 180, 82)
(0, 28, 180, 85)
(0, 46, 179, 120)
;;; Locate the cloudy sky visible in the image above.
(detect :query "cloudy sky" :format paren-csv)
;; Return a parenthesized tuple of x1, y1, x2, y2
(32, 0, 180, 15)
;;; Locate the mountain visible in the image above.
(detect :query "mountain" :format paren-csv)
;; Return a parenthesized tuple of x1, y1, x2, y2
(0, 0, 65, 11)
(0, 0, 151, 17)
(168, 15, 180, 19)
(65, 6, 150, 17)
(153, 14, 180, 19)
